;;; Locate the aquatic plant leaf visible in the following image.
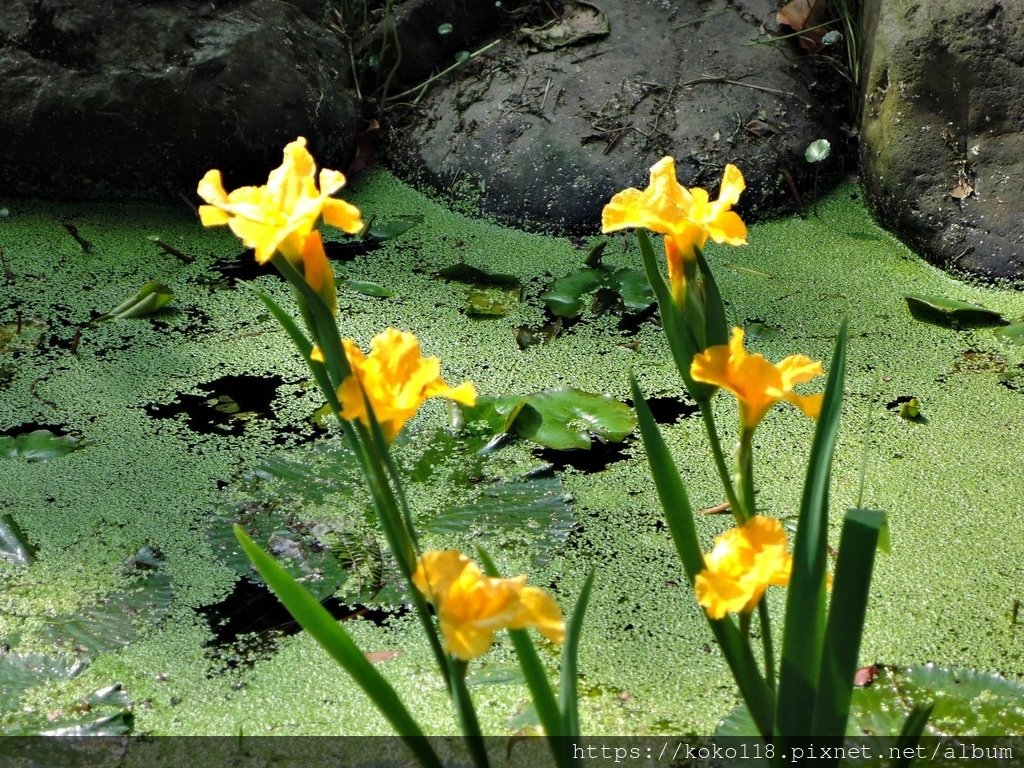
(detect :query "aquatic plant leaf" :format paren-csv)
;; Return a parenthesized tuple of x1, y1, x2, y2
(905, 294, 1006, 328)
(542, 268, 604, 318)
(0, 513, 35, 565)
(95, 279, 174, 321)
(5, 684, 133, 736)
(466, 287, 519, 317)
(366, 214, 424, 241)
(344, 279, 394, 298)
(426, 474, 572, 567)
(215, 430, 571, 603)
(513, 389, 636, 450)
(434, 263, 521, 290)
(0, 429, 80, 462)
(850, 665, 1024, 736)
(0, 319, 45, 353)
(993, 320, 1024, 345)
(0, 653, 86, 710)
(38, 571, 173, 655)
(542, 266, 654, 319)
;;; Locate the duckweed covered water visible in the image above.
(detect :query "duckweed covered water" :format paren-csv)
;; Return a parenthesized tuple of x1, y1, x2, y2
(1, 171, 1022, 735)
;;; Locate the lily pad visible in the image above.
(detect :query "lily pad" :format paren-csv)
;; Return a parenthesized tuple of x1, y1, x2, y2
(94, 279, 174, 322)
(463, 388, 636, 450)
(993, 320, 1024, 346)
(343, 279, 394, 298)
(434, 262, 521, 290)
(0, 429, 81, 462)
(905, 294, 1007, 329)
(365, 214, 424, 241)
(542, 244, 654, 319)
(213, 429, 573, 604)
(38, 561, 174, 655)
(4, 683, 133, 736)
(717, 665, 1024, 743)
(0, 653, 86, 710)
(0, 513, 35, 565)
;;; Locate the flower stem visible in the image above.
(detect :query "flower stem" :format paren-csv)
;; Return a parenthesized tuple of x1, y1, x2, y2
(450, 659, 492, 768)
(757, 599, 776, 691)
(736, 428, 757, 520)
(699, 401, 746, 521)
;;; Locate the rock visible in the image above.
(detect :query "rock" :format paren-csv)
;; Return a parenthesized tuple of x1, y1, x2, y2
(0, 0, 359, 202)
(860, 0, 1024, 280)
(388, 0, 853, 234)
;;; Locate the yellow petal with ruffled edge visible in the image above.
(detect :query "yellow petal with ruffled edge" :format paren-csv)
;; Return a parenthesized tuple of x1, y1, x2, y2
(691, 327, 824, 431)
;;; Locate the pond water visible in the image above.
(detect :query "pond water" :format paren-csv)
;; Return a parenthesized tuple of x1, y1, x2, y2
(1, 170, 1022, 735)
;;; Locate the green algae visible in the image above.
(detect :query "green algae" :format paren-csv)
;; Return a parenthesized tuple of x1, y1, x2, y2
(0, 172, 1022, 737)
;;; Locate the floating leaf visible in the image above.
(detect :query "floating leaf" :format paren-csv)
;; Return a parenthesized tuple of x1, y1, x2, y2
(905, 294, 1006, 328)
(213, 429, 572, 604)
(434, 262, 521, 290)
(0, 429, 81, 462)
(366, 214, 424, 242)
(466, 287, 518, 317)
(38, 568, 173, 655)
(0, 653, 86, 711)
(464, 389, 636, 450)
(541, 269, 603, 317)
(993, 320, 1024, 345)
(852, 665, 1024, 736)
(4, 683, 133, 736)
(344, 280, 394, 298)
(805, 139, 832, 164)
(426, 474, 572, 567)
(0, 319, 45, 353)
(542, 264, 654, 319)
(95, 279, 174, 322)
(0, 513, 35, 565)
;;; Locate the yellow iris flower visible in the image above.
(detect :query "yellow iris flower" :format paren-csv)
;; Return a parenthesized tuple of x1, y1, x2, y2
(690, 327, 824, 432)
(335, 329, 477, 444)
(602, 157, 747, 302)
(413, 550, 565, 661)
(695, 516, 792, 619)
(196, 137, 363, 314)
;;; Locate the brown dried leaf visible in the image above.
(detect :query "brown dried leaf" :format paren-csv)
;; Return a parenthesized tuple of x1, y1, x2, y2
(776, 0, 829, 52)
(364, 650, 401, 664)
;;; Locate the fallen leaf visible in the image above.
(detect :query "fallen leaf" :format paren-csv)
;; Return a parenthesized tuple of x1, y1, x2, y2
(364, 650, 401, 664)
(776, 0, 829, 52)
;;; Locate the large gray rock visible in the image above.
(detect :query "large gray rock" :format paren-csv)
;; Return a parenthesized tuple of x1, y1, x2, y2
(388, 0, 852, 233)
(860, 0, 1024, 280)
(0, 0, 359, 201)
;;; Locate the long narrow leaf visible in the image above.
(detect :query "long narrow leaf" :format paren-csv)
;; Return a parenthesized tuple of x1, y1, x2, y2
(254, 289, 340, 413)
(630, 375, 773, 736)
(635, 230, 714, 401)
(560, 569, 595, 737)
(776, 320, 848, 738)
(629, 375, 704, 581)
(233, 526, 443, 768)
(894, 703, 935, 767)
(476, 550, 567, 767)
(694, 247, 729, 348)
(449, 659, 493, 768)
(270, 253, 350, 386)
(812, 508, 885, 739)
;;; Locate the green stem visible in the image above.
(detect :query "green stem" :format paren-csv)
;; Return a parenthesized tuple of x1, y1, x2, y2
(736, 428, 756, 520)
(699, 401, 746, 521)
